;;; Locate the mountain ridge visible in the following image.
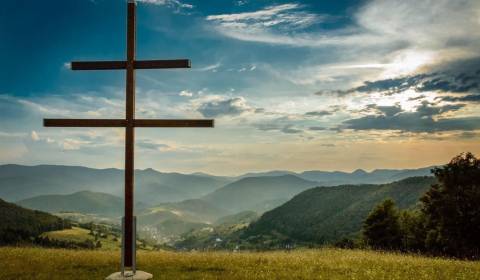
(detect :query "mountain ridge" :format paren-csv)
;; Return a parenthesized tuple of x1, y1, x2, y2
(243, 176, 437, 244)
(202, 174, 318, 213)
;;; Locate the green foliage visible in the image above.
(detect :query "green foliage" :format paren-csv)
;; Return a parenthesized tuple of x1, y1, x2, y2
(34, 236, 97, 249)
(243, 176, 435, 247)
(358, 152, 480, 259)
(0, 198, 69, 245)
(41, 226, 122, 250)
(399, 210, 426, 252)
(363, 199, 402, 250)
(420, 152, 480, 258)
(333, 238, 356, 249)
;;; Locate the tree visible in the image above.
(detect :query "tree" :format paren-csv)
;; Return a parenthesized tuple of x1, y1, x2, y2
(399, 210, 426, 252)
(420, 152, 480, 258)
(363, 199, 402, 250)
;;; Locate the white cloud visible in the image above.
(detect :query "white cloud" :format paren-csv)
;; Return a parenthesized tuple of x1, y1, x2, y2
(179, 90, 193, 97)
(30, 131, 40, 141)
(62, 138, 91, 151)
(136, 0, 193, 9)
(196, 96, 254, 118)
(222, 0, 480, 89)
(207, 4, 300, 23)
(206, 0, 480, 81)
(206, 4, 327, 44)
(195, 63, 221, 72)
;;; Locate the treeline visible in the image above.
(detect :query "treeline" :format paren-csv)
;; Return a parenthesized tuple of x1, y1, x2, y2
(34, 236, 101, 249)
(0, 199, 71, 245)
(360, 152, 480, 259)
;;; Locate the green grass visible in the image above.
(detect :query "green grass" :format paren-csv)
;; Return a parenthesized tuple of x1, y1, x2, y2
(41, 226, 120, 250)
(0, 247, 479, 280)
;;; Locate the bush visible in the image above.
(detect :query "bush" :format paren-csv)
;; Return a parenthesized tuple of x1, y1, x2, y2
(334, 238, 356, 249)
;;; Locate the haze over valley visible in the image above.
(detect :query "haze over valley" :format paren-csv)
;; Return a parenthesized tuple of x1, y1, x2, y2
(0, 163, 436, 245)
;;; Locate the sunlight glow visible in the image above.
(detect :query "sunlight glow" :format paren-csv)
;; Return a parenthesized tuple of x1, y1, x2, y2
(382, 50, 435, 78)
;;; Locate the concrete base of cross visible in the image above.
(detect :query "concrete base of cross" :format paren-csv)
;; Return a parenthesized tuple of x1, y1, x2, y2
(105, 271, 153, 280)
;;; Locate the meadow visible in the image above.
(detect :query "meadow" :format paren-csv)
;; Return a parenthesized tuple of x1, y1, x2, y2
(0, 247, 479, 280)
(41, 226, 120, 250)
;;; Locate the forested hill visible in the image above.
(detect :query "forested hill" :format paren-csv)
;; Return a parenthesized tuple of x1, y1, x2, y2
(0, 198, 68, 245)
(243, 176, 436, 244)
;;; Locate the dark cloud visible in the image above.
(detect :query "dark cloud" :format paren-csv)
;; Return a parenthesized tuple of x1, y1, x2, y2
(316, 58, 480, 96)
(304, 105, 345, 117)
(364, 104, 403, 117)
(439, 94, 480, 103)
(281, 125, 303, 134)
(255, 121, 303, 134)
(408, 95, 427, 101)
(341, 102, 477, 133)
(197, 97, 252, 118)
(137, 140, 170, 151)
(309, 126, 326, 131)
(305, 110, 332, 117)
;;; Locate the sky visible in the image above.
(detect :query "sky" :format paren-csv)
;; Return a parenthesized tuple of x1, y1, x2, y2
(0, 0, 479, 175)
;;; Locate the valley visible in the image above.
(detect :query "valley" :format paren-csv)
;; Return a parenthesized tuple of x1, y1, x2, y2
(0, 164, 435, 249)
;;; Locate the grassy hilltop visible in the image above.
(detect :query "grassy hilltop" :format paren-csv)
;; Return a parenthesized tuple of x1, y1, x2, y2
(0, 247, 479, 280)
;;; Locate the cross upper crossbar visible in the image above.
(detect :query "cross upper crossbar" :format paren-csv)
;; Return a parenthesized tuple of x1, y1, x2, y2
(70, 59, 191, 70)
(44, 119, 214, 127)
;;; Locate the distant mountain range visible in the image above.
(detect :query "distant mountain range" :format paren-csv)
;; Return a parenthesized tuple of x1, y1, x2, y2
(0, 164, 230, 203)
(0, 164, 435, 208)
(236, 167, 435, 185)
(243, 176, 437, 244)
(203, 175, 318, 213)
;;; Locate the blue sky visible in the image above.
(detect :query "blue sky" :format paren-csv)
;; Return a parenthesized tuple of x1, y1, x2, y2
(1, 0, 479, 175)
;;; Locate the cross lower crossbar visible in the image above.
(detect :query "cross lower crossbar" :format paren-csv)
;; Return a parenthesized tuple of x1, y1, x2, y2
(44, 119, 214, 128)
(70, 59, 191, 70)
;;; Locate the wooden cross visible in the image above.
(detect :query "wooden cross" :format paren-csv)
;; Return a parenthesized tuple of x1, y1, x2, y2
(44, 0, 213, 273)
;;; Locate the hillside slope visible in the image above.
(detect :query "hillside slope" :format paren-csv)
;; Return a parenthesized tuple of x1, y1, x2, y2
(203, 175, 318, 213)
(0, 198, 67, 244)
(17, 191, 136, 217)
(244, 176, 436, 243)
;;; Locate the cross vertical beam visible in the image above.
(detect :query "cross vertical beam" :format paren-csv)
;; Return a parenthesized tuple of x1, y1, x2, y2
(43, 0, 214, 277)
(124, 0, 136, 268)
